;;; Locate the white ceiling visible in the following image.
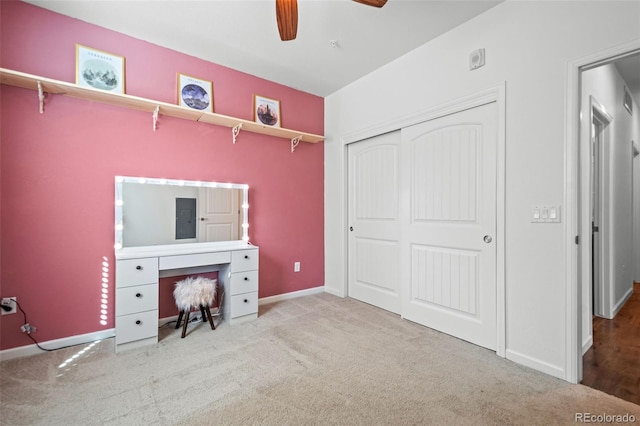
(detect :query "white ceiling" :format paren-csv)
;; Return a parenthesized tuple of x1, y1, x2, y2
(24, 0, 503, 97)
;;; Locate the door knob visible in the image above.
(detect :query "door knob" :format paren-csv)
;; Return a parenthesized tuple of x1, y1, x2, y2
(483, 235, 493, 243)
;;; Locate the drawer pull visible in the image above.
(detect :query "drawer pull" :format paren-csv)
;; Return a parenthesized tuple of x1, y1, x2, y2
(135, 320, 142, 325)
(136, 265, 143, 270)
(244, 277, 249, 281)
(244, 255, 249, 259)
(244, 299, 248, 303)
(135, 293, 142, 298)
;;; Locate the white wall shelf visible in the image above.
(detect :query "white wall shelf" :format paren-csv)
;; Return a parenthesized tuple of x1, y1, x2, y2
(0, 68, 324, 151)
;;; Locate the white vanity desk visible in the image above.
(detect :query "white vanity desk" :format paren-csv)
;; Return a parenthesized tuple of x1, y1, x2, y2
(114, 241, 259, 353)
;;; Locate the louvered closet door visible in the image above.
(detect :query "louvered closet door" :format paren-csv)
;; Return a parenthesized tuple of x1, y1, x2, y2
(348, 131, 401, 314)
(400, 102, 497, 350)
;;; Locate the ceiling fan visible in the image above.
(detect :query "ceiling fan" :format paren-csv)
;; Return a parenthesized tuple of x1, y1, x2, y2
(276, 0, 388, 41)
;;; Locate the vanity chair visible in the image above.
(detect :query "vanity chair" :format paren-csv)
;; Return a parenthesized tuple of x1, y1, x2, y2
(174, 276, 217, 338)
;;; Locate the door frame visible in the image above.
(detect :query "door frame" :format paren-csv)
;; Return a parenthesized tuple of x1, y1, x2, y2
(341, 83, 506, 357)
(590, 97, 613, 320)
(564, 39, 640, 384)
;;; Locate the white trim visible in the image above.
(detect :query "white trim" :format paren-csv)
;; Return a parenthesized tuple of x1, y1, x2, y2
(506, 349, 565, 379)
(590, 96, 614, 319)
(495, 82, 507, 358)
(611, 286, 634, 318)
(564, 39, 640, 384)
(258, 286, 325, 305)
(159, 314, 180, 327)
(582, 335, 593, 356)
(341, 83, 507, 357)
(324, 286, 344, 298)
(1, 286, 326, 361)
(342, 85, 502, 146)
(0, 329, 115, 362)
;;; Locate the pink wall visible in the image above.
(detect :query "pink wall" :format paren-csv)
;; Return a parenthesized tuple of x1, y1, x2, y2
(0, 1, 324, 350)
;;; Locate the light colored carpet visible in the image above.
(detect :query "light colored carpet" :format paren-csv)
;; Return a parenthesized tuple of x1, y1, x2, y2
(1, 293, 638, 425)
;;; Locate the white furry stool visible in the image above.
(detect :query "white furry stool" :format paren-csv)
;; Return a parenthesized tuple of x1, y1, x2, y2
(173, 276, 217, 338)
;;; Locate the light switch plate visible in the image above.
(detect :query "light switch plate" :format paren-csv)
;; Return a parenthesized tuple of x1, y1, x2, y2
(532, 205, 561, 223)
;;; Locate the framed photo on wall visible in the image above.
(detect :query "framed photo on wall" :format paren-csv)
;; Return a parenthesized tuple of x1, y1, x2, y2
(75, 44, 125, 93)
(253, 94, 281, 127)
(177, 73, 214, 113)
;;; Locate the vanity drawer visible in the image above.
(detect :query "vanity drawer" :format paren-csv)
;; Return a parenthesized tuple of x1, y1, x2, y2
(159, 251, 231, 270)
(231, 249, 259, 273)
(229, 292, 258, 318)
(229, 270, 259, 295)
(116, 283, 158, 316)
(115, 309, 158, 345)
(116, 258, 159, 288)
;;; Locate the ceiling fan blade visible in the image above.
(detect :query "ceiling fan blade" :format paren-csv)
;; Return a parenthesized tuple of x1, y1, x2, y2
(353, 0, 388, 7)
(276, 0, 298, 41)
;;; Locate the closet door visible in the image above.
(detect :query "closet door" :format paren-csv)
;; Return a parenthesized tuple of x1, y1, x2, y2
(400, 102, 498, 350)
(348, 131, 401, 314)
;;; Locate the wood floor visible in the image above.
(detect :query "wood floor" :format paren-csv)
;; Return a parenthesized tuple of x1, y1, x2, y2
(582, 282, 640, 405)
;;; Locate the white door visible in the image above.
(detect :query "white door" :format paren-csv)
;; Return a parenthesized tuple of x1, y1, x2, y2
(348, 131, 401, 314)
(198, 187, 240, 242)
(400, 102, 497, 350)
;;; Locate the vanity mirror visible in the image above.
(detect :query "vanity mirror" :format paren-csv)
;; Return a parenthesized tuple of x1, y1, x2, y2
(114, 176, 249, 250)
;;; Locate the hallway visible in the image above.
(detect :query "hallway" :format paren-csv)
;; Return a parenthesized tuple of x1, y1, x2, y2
(582, 282, 640, 405)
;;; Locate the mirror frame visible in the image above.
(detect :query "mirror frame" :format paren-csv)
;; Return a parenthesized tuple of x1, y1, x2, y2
(114, 175, 249, 250)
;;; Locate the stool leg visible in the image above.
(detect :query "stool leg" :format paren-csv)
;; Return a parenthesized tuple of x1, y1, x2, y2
(175, 311, 184, 329)
(200, 306, 207, 323)
(204, 306, 216, 330)
(181, 310, 191, 338)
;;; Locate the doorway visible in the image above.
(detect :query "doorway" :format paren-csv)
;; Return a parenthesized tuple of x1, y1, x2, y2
(576, 50, 640, 403)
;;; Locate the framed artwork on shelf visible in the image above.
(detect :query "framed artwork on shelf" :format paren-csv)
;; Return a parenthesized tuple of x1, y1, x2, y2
(75, 44, 125, 93)
(177, 73, 214, 113)
(623, 86, 633, 114)
(254, 94, 281, 127)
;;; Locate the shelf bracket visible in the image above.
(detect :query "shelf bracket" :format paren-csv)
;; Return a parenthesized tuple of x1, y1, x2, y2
(37, 81, 45, 114)
(291, 135, 303, 153)
(152, 105, 160, 131)
(232, 123, 243, 144)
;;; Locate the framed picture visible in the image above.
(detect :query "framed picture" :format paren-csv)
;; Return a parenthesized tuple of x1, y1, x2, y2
(75, 44, 125, 93)
(177, 73, 214, 113)
(254, 94, 281, 127)
(623, 86, 633, 114)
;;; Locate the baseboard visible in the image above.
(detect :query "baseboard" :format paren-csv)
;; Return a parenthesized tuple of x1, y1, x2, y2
(259, 286, 325, 305)
(159, 314, 180, 327)
(582, 335, 593, 356)
(506, 349, 565, 380)
(1, 287, 327, 360)
(611, 286, 634, 318)
(0, 329, 115, 362)
(324, 286, 344, 298)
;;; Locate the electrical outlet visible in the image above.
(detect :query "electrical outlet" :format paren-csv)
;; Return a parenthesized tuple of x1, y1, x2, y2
(1, 297, 17, 315)
(21, 323, 36, 334)
(294, 262, 301, 272)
